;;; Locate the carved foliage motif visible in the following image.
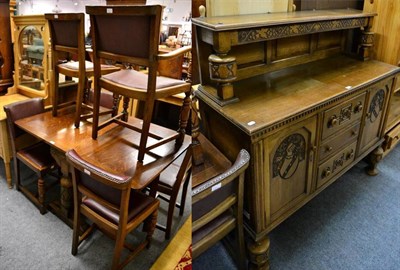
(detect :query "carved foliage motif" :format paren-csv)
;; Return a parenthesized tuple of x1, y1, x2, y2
(273, 133, 306, 179)
(368, 89, 385, 123)
(339, 104, 353, 124)
(238, 18, 368, 43)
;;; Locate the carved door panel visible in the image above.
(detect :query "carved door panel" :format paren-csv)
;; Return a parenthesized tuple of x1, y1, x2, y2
(359, 78, 393, 155)
(265, 116, 317, 223)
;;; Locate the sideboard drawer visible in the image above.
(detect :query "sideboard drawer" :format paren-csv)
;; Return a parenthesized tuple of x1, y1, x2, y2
(317, 141, 357, 188)
(384, 123, 400, 153)
(322, 93, 366, 140)
(319, 122, 360, 162)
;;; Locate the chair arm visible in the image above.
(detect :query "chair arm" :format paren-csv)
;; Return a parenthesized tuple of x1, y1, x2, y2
(192, 149, 250, 198)
(156, 46, 192, 61)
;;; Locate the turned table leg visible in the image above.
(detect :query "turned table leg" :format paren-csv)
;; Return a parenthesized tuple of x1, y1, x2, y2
(50, 148, 72, 218)
(247, 236, 270, 270)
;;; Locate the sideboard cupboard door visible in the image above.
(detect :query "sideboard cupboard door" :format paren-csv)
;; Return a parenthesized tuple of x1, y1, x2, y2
(264, 115, 317, 225)
(359, 78, 394, 155)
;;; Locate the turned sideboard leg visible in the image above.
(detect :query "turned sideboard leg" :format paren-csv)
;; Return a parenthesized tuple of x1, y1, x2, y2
(366, 146, 383, 176)
(247, 236, 270, 270)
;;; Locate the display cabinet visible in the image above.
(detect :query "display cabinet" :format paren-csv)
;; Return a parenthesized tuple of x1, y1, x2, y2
(0, 14, 50, 188)
(8, 15, 51, 103)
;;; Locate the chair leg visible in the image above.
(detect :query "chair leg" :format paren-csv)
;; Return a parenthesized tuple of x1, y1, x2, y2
(71, 200, 81, 255)
(237, 223, 247, 269)
(112, 94, 120, 117)
(144, 209, 158, 248)
(111, 230, 127, 270)
(52, 71, 60, 117)
(38, 177, 46, 215)
(179, 176, 190, 216)
(74, 78, 86, 128)
(165, 193, 179, 240)
(14, 158, 21, 191)
(176, 91, 191, 145)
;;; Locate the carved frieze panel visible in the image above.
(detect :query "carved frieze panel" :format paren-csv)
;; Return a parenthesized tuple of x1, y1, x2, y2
(238, 18, 368, 44)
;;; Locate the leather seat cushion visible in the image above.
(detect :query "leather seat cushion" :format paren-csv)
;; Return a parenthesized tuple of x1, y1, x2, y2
(17, 142, 55, 170)
(102, 69, 186, 90)
(83, 190, 157, 224)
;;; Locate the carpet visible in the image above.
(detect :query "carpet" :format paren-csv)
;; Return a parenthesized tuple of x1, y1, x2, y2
(194, 145, 400, 270)
(151, 214, 192, 270)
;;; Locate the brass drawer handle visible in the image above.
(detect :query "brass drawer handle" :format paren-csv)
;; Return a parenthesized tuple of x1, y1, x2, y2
(346, 149, 355, 160)
(354, 103, 363, 113)
(322, 167, 331, 179)
(328, 116, 338, 128)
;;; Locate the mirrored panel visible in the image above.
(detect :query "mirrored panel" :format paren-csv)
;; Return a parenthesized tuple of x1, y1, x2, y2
(18, 25, 45, 91)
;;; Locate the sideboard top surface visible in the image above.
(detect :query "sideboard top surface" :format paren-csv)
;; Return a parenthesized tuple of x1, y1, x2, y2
(197, 56, 400, 135)
(192, 9, 376, 31)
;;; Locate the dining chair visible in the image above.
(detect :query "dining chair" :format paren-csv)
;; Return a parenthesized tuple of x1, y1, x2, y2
(155, 146, 192, 239)
(86, 5, 192, 161)
(66, 149, 160, 270)
(45, 13, 119, 128)
(3, 98, 59, 214)
(192, 149, 250, 269)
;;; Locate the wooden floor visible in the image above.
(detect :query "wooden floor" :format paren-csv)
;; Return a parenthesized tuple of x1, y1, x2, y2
(151, 215, 192, 270)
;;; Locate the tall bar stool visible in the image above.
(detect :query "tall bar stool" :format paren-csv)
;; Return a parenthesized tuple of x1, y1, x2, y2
(86, 5, 192, 161)
(45, 13, 119, 128)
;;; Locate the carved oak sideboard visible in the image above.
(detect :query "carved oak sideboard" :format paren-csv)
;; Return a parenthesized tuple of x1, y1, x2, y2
(193, 9, 400, 269)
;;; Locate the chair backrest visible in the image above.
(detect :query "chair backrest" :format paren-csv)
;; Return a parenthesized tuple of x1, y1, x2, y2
(66, 149, 132, 210)
(3, 97, 45, 141)
(86, 5, 162, 68)
(45, 13, 85, 58)
(192, 149, 250, 259)
(192, 149, 250, 219)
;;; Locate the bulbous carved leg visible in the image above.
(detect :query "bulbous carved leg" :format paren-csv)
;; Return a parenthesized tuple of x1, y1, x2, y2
(247, 236, 270, 270)
(208, 54, 237, 102)
(366, 146, 383, 176)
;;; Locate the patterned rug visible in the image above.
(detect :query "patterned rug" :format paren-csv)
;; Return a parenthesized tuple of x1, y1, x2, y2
(175, 245, 192, 270)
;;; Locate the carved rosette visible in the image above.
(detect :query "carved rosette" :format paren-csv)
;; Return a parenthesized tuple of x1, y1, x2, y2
(208, 54, 237, 100)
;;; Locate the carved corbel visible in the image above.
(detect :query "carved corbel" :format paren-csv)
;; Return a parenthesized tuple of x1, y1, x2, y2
(358, 18, 375, 60)
(208, 54, 237, 101)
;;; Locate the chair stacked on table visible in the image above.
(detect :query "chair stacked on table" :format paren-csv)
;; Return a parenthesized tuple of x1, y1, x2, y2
(86, 5, 192, 162)
(45, 12, 120, 128)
